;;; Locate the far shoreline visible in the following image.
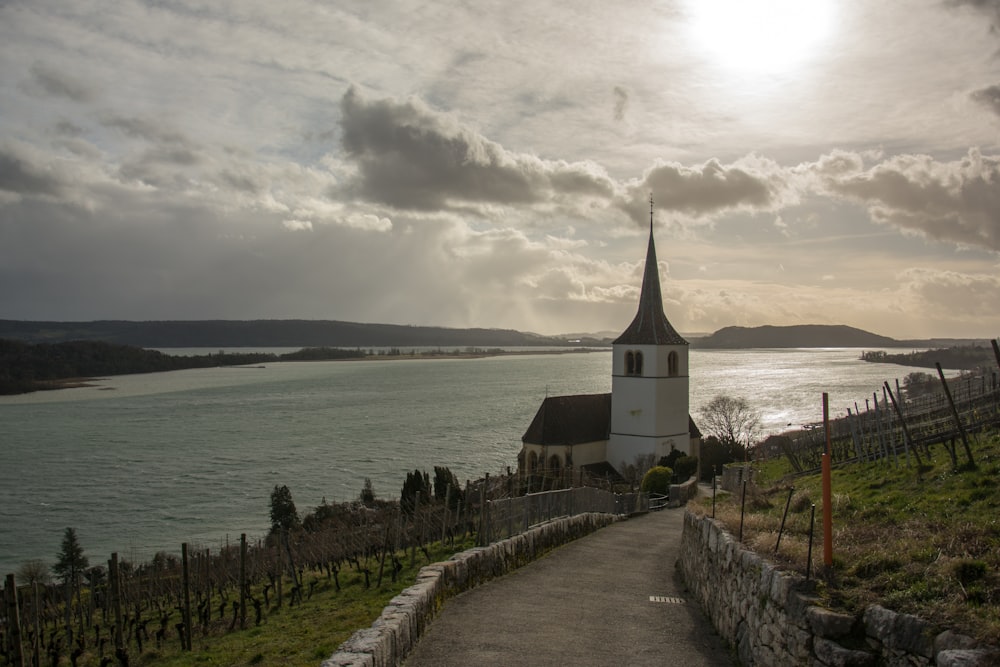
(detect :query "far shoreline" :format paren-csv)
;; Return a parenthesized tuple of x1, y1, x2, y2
(10, 346, 611, 396)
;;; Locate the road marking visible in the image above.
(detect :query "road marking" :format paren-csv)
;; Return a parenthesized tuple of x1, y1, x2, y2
(649, 596, 685, 604)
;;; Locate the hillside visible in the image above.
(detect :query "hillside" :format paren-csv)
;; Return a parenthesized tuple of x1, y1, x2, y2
(696, 434, 1000, 645)
(0, 319, 575, 348)
(690, 324, 901, 349)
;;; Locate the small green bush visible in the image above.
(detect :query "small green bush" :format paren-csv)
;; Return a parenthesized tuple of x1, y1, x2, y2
(641, 466, 673, 495)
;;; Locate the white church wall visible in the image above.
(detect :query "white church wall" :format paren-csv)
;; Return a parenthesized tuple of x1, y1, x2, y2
(607, 433, 691, 471)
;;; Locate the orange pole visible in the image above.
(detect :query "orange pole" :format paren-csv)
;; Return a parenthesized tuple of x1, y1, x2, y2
(822, 393, 833, 567)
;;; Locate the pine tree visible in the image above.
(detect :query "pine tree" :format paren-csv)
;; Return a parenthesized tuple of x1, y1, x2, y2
(269, 485, 300, 534)
(53, 527, 88, 585)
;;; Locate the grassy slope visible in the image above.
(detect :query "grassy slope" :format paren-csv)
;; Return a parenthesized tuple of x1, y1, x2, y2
(689, 431, 1000, 643)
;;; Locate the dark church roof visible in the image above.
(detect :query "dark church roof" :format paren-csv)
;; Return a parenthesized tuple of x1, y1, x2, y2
(522, 392, 701, 445)
(522, 393, 612, 445)
(614, 203, 687, 346)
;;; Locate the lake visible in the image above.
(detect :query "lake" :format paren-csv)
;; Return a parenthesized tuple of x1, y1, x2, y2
(0, 347, 938, 574)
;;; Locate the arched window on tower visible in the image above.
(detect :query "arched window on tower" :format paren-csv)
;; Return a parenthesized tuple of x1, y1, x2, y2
(668, 351, 679, 377)
(528, 451, 538, 472)
(625, 350, 643, 376)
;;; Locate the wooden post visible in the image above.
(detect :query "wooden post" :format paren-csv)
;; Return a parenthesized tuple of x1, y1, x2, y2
(884, 386, 899, 466)
(410, 494, 419, 567)
(110, 553, 123, 652)
(5, 574, 25, 667)
(205, 549, 212, 622)
(822, 394, 833, 568)
(936, 362, 975, 467)
(181, 543, 193, 650)
(991, 339, 1000, 372)
(239, 534, 247, 630)
(884, 382, 922, 468)
(442, 484, 451, 542)
(276, 538, 283, 608)
(32, 580, 40, 667)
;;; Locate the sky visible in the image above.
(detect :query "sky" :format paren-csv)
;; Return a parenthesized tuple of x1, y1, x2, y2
(1, 1, 999, 340)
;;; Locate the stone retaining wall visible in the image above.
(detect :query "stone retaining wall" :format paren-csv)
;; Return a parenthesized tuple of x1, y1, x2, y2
(678, 511, 999, 666)
(321, 512, 618, 667)
(669, 476, 699, 507)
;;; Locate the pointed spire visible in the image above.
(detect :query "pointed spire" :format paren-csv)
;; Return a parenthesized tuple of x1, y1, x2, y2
(613, 195, 687, 346)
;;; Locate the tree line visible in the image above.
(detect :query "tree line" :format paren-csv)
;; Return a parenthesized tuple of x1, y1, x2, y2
(0, 340, 367, 394)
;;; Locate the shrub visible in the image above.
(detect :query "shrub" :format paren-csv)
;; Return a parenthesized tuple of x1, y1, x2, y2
(674, 456, 698, 481)
(641, 466, 673, 495)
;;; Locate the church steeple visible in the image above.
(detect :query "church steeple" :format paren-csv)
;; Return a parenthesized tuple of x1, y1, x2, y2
(613, 195, 687, 346)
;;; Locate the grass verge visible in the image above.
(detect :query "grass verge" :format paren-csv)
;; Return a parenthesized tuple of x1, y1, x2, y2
(689, 430, 1000, 644)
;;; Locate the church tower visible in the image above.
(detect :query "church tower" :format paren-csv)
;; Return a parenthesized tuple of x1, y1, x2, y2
(607, 196, 691, 470)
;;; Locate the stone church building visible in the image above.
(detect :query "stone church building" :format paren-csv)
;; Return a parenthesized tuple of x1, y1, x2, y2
(519, 202, 701, 482)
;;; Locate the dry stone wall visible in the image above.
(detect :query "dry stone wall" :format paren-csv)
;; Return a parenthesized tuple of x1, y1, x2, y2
(321, 512, 618, 667)
(678, 511, 999, 666)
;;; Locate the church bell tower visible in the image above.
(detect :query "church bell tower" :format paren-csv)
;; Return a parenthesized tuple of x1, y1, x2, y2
(607, 196, 690, 470)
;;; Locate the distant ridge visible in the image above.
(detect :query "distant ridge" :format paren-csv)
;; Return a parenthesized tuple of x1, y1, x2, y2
(0, 319, 582, 348)
(690, 324, 901, 349)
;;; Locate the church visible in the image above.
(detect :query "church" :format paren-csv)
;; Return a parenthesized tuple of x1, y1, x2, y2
(518, 199, 701, 483)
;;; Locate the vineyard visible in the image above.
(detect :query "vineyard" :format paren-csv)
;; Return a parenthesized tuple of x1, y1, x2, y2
(1, 471, 642, 667)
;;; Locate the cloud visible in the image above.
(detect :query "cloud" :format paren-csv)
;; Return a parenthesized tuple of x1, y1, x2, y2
(900, 267, 1000, 317)
(613, 86, 628, 122)
(338, 87, 616, 210)
(946, 0, 1000, 30)
(282, 219, 313, 231)
(619, 155, 791, 225)
(25, 62, 95, 103)
(0, 145, 65, 197)
(817, 148, 1000, 251)
(971, 84, 1000, 116)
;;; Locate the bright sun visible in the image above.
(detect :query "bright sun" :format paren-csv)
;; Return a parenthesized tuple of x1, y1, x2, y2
(686, 0, 836, 76)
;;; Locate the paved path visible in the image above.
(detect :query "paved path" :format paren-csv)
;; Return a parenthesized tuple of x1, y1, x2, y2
(403, 508, 736, 666)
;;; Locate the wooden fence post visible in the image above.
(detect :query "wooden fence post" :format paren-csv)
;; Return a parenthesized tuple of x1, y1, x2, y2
(181, 543, 193, 650)
(936, 362, 975, 467)
(239, 534, 247, 630)
(884, 382, 923, 468)
(110, 553, 123, 652)
(5, 574, 25, 667)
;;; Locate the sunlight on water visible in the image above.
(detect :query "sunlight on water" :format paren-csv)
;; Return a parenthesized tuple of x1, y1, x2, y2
(0, 348, 942, 573)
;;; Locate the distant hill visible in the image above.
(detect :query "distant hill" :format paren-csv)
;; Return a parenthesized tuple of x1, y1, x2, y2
(0, 319, 574, 349)
(690, 324, 902, 349)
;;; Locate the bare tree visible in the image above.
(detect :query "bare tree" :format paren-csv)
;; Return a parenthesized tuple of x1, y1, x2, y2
(698, 395, 762, 453)
(16, 559, 51, 586)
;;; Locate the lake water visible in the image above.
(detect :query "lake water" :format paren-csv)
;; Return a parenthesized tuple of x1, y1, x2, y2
(0, 348, 938, 574)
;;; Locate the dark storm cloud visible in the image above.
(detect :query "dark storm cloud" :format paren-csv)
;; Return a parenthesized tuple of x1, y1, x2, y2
(971, 84, 1000, 116)
(0, 146, 64, 196)
(338, 87, 615, 210)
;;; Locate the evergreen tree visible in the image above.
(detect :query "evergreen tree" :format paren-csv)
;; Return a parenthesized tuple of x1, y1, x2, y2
(400, 469, 430, 515)
(432, 466, 464, 509)
(360, 477, 376, 506)
(269, 485, 300, 534)
(52, 527, 88, 585)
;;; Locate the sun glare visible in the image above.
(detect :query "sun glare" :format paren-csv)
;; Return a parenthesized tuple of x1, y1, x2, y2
(686, 0, 836, 76)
